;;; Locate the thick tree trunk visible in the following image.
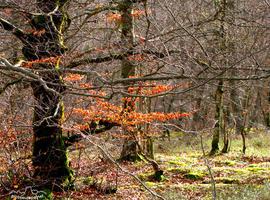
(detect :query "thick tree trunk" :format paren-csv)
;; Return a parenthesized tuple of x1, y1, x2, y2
(21, 0, 73, 189)
(31, 72, 72, 188)
(144, 136, 154, 159)
(210, 0, 228, 155)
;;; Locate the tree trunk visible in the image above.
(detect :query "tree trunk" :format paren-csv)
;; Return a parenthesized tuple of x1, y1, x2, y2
(144, 136, 154, 159)
(119, 0, 155, 161)
(221, 106, 230, 153)
(263, 82, 270, 128)
(119, 0, 141, 161)
(192, 86, 208, 131)
(249, 89, 261, 128)
(22, 0, 73, 189)
(210, 0, 228, 155)
(210, 80, 224, 155)
(140, 98, 154, 159)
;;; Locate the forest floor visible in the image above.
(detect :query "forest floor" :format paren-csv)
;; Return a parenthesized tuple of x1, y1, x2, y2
(1, 129, 270, 199)
(57, 129, 270, 200)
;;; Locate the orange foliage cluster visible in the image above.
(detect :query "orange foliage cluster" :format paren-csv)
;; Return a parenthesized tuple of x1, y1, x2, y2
(78, 83, 92, 89)
(73, 98, 189, 131)
(146, 85, 174, 95)
(78, 83, 107, 97)
(131, 10, 146, 18)
(106, 13, 122, 23)
(64, 73, 84, 82)
(106, 9, 146, 23)
(22, 56, 61, 68)
(25, 28, 46, 37)
(69, 77, 189, 132)
(33, 28, 46, 37)
(127, 83, 174, 96)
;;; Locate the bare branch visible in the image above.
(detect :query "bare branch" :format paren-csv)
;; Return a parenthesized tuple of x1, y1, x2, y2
(66, 49, 179, 68)
(0, 17, 27, 42)
(0, 58, 60, 95)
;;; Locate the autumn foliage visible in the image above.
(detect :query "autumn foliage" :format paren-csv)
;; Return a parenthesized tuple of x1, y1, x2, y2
(106, 9, 147, 24)
(21, 56, 61, 68)
(71, 80, 190, 133)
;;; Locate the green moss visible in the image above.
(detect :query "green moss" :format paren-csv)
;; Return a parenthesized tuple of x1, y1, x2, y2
(167, 167, 190, 174)
(246, 165, 265, 172)
(216, 159, 237, 166)
(248, 164, 259, 168)
(168, 160, 187, 166)
(40, 188, 53, 200)
(83, 176, 94, 185)
(138, 172, 152, 181)
(215, 177, 240, 184)
(233, 168, 247, 175)
(145, 181, 158, 187)
(138, 171, 166, 182)
(170, 132, 184, 138)
(224, 160, 237, 166)
(184, 171, 205, 180)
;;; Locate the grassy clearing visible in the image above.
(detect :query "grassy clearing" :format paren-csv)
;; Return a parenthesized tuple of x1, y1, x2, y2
(150, 130, 270, 199)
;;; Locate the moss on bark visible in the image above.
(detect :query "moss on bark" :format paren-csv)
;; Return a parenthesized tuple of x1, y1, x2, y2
(20, 0, 73, 190)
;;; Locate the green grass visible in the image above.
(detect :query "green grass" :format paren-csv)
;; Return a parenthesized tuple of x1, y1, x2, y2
(152, 130, 270, 199)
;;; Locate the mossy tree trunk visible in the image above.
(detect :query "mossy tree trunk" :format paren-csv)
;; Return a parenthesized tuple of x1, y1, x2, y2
(210, 0, 228, 155)
(0, 0, 73, 189)
(24, 0, 72, 189)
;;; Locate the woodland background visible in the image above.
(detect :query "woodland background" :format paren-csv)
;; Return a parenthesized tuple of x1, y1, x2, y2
(0, 0, 269, 199)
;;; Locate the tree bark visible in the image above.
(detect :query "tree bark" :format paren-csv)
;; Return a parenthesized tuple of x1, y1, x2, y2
(263, 82, 270, 128)
(210, 80, 224, 155)
(119, 0, 141, 161)
(24, 0, 72, 189)
(210, 0, 227, 155)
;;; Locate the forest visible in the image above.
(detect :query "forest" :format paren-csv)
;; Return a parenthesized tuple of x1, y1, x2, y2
(0, 0, 269, 199)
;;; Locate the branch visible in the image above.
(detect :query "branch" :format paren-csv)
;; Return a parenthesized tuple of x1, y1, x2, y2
(66, 49, 179, 68)
(0, 78, 22, 95)
(0, 58, 60, 95)
(0, 17, 27, 42)
(67, 53, 125, 68)
(67, 4, 118, 40)
(65, 120, 120, 146)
